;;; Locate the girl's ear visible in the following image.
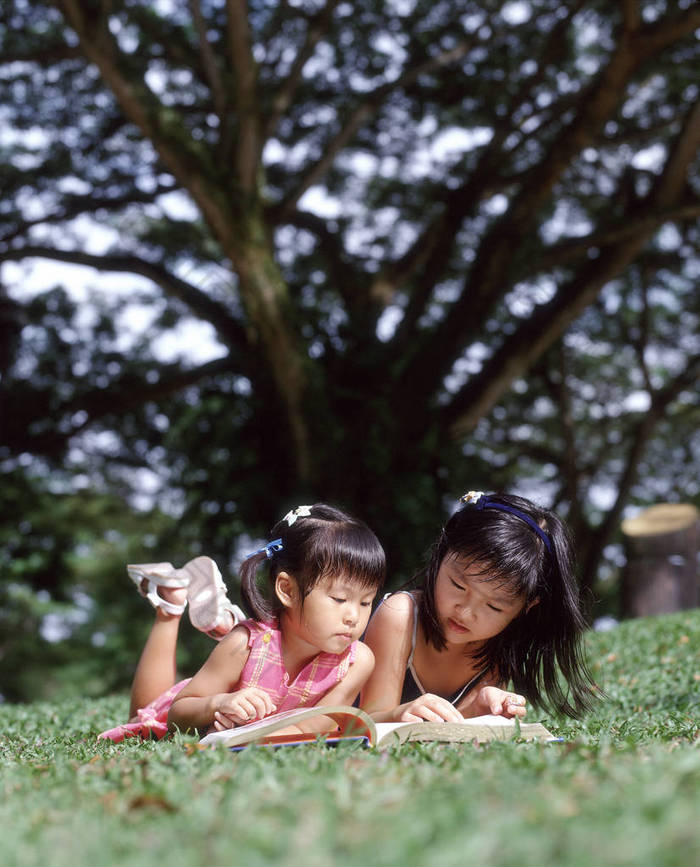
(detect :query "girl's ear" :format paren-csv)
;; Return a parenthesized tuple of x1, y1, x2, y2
(525, 597, 539, 614)
(275, 572, 298, 609)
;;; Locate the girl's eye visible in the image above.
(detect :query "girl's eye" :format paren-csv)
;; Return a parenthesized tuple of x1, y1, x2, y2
(360, 601, 372, 607)
(487, 604, 503, 613)
(331, 597, 346, 604)
(450, 579, 465, 591)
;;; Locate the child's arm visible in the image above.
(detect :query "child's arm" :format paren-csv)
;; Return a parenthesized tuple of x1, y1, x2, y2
(168, 626, 275, 732)
(227, 642, 376, 739)
(360, 594, 463, 724)
(285, 641, 377, 736)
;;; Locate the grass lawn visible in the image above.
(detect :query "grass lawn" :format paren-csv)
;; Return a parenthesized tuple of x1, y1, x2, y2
(1, 609, 699, 866)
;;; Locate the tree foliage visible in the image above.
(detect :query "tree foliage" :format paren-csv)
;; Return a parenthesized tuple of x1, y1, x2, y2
(1, 1, 699, 698)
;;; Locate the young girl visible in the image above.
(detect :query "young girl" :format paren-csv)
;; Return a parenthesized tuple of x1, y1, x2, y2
(360, 491, 597, 724)
(99, 504, 384, 741)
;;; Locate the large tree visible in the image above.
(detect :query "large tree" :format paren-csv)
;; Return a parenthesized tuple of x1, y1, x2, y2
(1, 0, 699, 609)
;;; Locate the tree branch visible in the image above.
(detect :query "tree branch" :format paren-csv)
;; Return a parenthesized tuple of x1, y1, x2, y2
(369, 1, 587, 326)
(189, 0, 227, 123)
(620, 0, 640, 32)
(0, 182, 178, 246)
(225, 0, 260, 192)
(442, 83, 700, 437)
(277, 38, 478, 217)
(0, 246, 249, 352)
(56, 0, 236, 247)
(2, 356, 239, 459)
(263, 0, 342, 141)
(277, 209, 365, 316)
(56, 1, 311, 480)
(533, 201, 700, 273)
(578, 353, 700, 594)
(0, 45, 83, 64)
(68, 357, 241, 429)
(442, 82, 700, 438)
(394, 9, 700, 411)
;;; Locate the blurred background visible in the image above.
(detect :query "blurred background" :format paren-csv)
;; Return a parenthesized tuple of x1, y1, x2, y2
(1, 0, 698, 703)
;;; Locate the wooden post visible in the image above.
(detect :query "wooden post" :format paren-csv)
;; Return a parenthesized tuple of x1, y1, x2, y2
(621, 503, 699, 618)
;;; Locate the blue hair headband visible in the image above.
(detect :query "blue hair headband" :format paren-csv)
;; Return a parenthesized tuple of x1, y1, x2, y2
(254, 538, 283, 559)
(460, 491, 553, 554)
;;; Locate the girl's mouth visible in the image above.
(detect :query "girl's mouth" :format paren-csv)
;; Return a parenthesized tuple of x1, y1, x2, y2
(447, 618, 469, 633)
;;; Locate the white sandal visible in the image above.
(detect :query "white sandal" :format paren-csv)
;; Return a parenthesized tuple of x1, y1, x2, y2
(127, 562, 188, 616)
(178, 556, 246, 640)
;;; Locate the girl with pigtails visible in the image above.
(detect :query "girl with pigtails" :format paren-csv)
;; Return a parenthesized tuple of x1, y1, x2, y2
(99, 504, 384, 741)
(360, 492, 598, 724)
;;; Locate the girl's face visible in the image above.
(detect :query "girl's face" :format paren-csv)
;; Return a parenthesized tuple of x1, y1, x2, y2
(288, 574, 377, 655)
(434, 553, 527, 645)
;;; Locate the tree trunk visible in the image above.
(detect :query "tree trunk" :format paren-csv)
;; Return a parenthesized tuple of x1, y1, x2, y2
(621, 504, 699, 618)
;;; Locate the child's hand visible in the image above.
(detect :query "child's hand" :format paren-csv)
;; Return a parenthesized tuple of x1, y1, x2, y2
(478, 686, 527, 718)
(213, 687, 276, 726)
(397, 693, 464, 723)
(212, 711, 239, 731)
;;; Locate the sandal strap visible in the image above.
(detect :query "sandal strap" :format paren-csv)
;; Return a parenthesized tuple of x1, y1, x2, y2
(127, 562, 189, 588)
(142, 578, 187, 616)
(127, 563, 188, 615)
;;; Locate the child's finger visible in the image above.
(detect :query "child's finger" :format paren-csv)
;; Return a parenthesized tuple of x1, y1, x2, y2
(237, 698, 259, 720)
(213, 711, 236, 730)
(247, 691, 275, 719)
(399, 712, 426, 723)
(504, 699, 527, 718)
(250, 687, 276, 715)
(496, 693, 527, 716)
(221, 696, 257, 721)
(419, 707, 449, 722)
(402, 695, 459, 723)
(422, 695, 463, 723)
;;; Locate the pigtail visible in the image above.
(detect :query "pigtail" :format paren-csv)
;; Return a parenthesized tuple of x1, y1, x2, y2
(238, 503, 385, 623)
(240, 551, 276, 622)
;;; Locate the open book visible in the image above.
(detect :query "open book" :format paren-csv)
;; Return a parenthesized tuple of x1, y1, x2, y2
(198, 705, 556, 749)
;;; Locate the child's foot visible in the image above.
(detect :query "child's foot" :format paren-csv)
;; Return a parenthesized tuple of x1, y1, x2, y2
(127, 562, 188, 616)
(178, 556, 246, 640)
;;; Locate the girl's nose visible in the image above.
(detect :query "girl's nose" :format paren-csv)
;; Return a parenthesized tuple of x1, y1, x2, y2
(459, 602, 475, 621)
(343, 606, 359, 625)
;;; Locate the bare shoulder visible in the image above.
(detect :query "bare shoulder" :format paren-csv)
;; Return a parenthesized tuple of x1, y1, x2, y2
(210, 623, 250, 658)
(366, 592, 415, 636)
(352, 640, 375, 671)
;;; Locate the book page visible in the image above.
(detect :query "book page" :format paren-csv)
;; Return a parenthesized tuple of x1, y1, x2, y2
(199, 705, 374, 748)
(374, 714, 513, 741)
(374, 716, 554, 747)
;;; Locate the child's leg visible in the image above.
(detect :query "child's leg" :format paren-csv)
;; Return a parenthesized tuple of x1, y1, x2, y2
(128, 584, 188, 718)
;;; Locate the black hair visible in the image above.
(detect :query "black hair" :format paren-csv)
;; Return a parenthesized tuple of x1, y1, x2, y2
(417, 493, 598, 718)
(240, 503, 386, 622)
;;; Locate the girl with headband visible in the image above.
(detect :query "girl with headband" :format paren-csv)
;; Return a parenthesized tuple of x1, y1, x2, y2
(360, 492, 597, 723)
(99, 504, 384, 741)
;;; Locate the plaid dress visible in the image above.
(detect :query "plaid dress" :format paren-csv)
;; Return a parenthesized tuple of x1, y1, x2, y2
(98, 619, 356, 742)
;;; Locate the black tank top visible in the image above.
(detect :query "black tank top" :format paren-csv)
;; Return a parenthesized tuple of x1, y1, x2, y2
(387, 591, 488, 705)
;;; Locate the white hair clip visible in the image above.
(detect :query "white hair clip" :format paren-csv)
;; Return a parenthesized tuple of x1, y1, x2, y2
(283, 505, 312, 526)
(460, 491, 485, 504)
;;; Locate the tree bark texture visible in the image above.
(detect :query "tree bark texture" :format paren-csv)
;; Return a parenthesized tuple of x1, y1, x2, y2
(621, 504, 699, 618)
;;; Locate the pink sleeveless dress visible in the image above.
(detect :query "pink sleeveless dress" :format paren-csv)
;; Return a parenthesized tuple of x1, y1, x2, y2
(98, 619, 357, 742)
